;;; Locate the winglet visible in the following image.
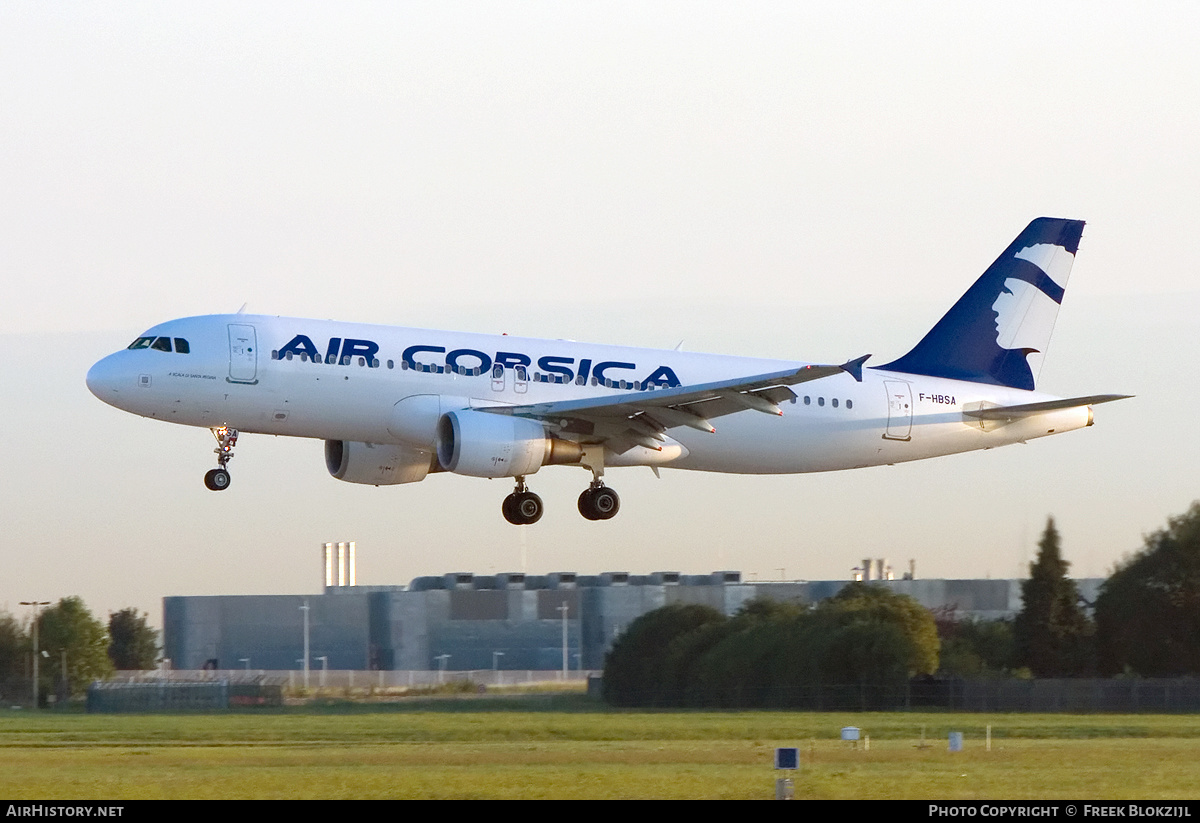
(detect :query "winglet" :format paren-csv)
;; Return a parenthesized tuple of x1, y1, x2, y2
(840, 354, 871, 383)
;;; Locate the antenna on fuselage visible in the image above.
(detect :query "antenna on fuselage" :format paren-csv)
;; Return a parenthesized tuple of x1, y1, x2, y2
(236, 303, 248, 314)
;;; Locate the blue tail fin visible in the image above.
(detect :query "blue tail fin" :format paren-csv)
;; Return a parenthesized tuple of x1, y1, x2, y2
(879, 217, 1084, 390)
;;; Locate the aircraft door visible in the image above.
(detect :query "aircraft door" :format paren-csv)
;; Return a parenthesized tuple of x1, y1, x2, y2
(228, 324, 258, 384)
(882, 380, 912, 441)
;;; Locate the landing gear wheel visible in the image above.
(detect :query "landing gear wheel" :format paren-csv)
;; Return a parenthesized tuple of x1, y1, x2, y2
(502, 491, 544, 525)
(578, 488, 598, 520)
(206, 426, 239, 492)
(578, 485, 619, 520)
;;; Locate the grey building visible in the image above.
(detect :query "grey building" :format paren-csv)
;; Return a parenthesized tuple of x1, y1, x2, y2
(163, 572, 1103, 672)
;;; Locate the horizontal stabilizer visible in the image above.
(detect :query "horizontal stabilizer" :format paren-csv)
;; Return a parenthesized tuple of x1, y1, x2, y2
(963, 394, 1132, 421)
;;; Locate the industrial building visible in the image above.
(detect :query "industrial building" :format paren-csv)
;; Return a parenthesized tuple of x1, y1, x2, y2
(162, 543, 1103, 673)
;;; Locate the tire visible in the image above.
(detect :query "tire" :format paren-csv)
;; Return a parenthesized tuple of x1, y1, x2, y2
(577, 488, 600, 520)
(204, 468, 231, 491)
(591, 487, 619, 519)
(501, 494, 520, 525)
(514, 491, 543, 525)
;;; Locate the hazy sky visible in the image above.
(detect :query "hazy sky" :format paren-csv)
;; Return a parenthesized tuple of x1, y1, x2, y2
(3, 3, 1198, 628)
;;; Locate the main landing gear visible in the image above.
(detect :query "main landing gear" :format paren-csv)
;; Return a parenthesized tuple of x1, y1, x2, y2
(578, 482, 620, 521)
(502, 477, 544, 525)
(203, 426, 238, 491)
(500, 456, 622, 524)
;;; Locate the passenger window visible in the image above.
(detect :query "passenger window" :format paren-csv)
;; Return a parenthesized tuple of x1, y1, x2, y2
(174, 338, 190, 354)
(832, 398, 839, 408)
(151, 337, 172, 352)
(803, 396, 811, 405)
(818, 397, 825, 407)
(847, 399, 853, 410)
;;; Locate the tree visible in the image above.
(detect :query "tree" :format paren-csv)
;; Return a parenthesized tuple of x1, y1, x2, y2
(682, 599, 809, 707)
(37, 597, 113, 699)
(816, 582, 940, 679)
(108, 608, 159, 670)
(602, 603, 725, 706)
(1013, 517, 1093, 676)
(604, 589, 940, 708)
(936, 614, 1017, 677)
(1096, 502, 1200, 676)
(0, 611, 28, 681)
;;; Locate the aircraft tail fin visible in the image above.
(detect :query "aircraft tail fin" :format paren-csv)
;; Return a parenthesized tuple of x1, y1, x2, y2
(879, 218, 1085, 390)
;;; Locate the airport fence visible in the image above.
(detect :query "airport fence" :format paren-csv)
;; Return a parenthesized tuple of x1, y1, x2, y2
(81, 672, 1200, 712)
(607, 678, 1200, 712)
(945, 677, 1200, 713)
(87, 675, 285, 712)
(105, 668, 598, 694)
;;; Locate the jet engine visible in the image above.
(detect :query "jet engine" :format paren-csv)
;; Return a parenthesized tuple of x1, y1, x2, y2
(324, 440, 437, 485)
(436, 409, 583, 478)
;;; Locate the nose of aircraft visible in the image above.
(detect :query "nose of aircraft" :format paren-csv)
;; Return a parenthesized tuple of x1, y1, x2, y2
(86, 353, 127, 406)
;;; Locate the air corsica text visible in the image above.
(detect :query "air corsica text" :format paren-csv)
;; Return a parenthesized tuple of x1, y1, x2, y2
(275, 335, 682, 389)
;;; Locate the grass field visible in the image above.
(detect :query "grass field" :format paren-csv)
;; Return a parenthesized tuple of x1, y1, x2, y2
(3, 695, 1200, 799)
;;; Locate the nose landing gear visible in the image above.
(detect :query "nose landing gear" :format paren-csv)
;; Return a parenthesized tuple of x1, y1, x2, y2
(501, 477, 543, 525)
(204, 426, 238, 491)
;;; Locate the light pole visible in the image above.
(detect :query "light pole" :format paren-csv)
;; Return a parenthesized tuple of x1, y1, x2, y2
(435, 654, 450, 683)
(239, 658, 250, 671)
(557, 602, 569, 679)
(299, 600, 310, 690)
(492, 651, 505, 686)
(19, 601, 50, 709)
(316, 656, 328, 688)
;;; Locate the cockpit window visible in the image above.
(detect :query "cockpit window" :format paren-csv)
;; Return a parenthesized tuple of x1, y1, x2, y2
(126, 336, 190, 353)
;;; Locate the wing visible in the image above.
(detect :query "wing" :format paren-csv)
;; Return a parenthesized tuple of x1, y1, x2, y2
(480, 355, 871, 453)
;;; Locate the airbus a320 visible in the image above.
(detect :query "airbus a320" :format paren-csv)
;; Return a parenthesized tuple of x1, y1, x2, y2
(87, 218, 1128, 524)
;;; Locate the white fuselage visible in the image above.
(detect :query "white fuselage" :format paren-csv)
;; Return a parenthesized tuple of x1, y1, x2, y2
(86, 313, 1091, 475)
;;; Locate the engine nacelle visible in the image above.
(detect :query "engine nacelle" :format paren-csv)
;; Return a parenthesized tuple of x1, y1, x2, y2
(436, 409, 583, 478)
(325, 440, 436, 485)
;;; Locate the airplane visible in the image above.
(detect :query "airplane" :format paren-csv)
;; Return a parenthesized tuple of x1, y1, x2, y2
(87, 217, 1128, 525)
